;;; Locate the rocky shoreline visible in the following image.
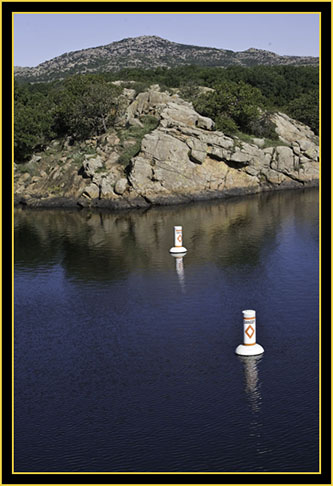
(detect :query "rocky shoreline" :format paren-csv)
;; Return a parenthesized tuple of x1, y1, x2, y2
(14, 85, 319, 210)
(14, 180, 318, 211)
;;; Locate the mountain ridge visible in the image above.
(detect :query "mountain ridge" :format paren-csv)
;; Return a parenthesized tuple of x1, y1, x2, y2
(14, 35, 319, 82)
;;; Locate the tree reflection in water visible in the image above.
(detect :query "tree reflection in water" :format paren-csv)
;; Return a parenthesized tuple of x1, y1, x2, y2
(14, 188, 319, 284)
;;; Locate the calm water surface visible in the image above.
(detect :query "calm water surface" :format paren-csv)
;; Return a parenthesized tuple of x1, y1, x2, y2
(14, 188, 319, 472)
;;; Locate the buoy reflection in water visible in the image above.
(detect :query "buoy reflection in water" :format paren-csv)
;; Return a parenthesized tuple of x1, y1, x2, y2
(171, 252, 186, 293)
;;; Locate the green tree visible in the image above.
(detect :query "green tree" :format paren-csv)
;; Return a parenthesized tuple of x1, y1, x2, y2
(194, 80, 264, 135)
(14, 81, 56, 162)
(284, 89, 319, 135)
(53, 75, 121, 140)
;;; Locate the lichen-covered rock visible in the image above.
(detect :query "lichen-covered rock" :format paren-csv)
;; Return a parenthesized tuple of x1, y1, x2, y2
(114, 178, 128, 195)
(229, 149, 251, 165)
(128, 156, 154, 190)
(271, 146, 295, 173)
(189, 149, 207, 164)
(100, 177, 115, 198)
(160, 101, 214, 130)
(82, 183, 100, 199)
(81, 156, 104, 178)
(223, 169, 257, 191)
(270, 112, 317, 145)
(252, 138, 265, 147)
(208, 146, 230, 161)
(141, 130, 189, 162)
(293, 161, 319, 182)
(261, 168, 286, 185)
(126, 88, 171, 120)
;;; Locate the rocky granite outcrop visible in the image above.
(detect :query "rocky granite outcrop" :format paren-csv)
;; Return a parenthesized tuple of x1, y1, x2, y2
(14, 85, 319, 209)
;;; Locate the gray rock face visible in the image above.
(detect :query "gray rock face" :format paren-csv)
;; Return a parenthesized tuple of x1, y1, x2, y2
(272, 146, 295, 172)
(82, 183, 100, 199)
(81, 156, 103, 178)
(124, 91, 319, 203)
(124, 92, 317, 204)
(271, 112, 318, 145)
(114, 178, 129, 195)
(14, 85, 319, 209)
(160, 101, 214, 130)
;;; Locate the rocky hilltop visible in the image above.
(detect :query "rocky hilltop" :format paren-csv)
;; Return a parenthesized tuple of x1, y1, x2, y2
(14, 85, 319, 210)
(14, 35, 319, 83)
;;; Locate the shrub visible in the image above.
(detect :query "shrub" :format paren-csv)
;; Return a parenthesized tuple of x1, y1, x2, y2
(284, 89, 319, 135)
(53, 75, 122, 140)
(247, 112, 279, 140)
(193, 80, 264, 135)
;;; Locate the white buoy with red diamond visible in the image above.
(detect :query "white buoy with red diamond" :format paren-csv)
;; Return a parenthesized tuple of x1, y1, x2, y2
(235, 310, 264, 356)
(169, 226, 187, 254)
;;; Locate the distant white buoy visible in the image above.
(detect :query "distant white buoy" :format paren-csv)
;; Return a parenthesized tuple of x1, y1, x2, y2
(235, 310, 264, 356)
(169, 226, 187, 254)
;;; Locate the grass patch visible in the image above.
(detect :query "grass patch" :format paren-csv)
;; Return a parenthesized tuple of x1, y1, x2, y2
(234, 132, 254, 144)
(82, 145, 98, 155)
(117, 115, 159, 166)
(14, 163, 39, 176)
(48, 184, 64, 195)
(71, 152, 86, 166)
(118, 141, 142, 166)
(235, 131, 289, 149)
(68, 145, 98, 167)
(95, 166, 107, 174)
(45, 147, 60, 157)
(261, 138, 289, 149)
(118, 115, 159, 143)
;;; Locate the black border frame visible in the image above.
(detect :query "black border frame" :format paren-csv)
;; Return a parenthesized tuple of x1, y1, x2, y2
(2, 2, 331, 484)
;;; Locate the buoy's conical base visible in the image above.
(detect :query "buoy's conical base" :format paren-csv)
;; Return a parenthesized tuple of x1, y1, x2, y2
(169, 246, 187, 254)
(170, 252, 187, 258)
(235, 343, 264, 356)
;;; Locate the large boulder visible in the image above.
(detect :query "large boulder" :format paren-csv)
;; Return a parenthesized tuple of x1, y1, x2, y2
(160, 101, 214, 130)
(114, 178, 129, 195)
(271, 112, 318, 145)
(126, 87, 172, 120)
(271, 146, 295, 173)
(126, 86, 215, 131)
(81, 156, 104, 178)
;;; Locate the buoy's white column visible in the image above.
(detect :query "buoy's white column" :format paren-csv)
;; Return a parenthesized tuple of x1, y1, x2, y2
(169, 226, 187, 254)
(235, 310, 264, 356)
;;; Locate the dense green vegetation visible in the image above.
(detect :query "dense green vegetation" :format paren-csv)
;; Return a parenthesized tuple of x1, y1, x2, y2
(14, 65, 319, 162)
(52, 75, 122, 140)
(102, 65, 319, 136)
(100, 64, 318, 106)
(14, 76, 121, 161)
(192, 81, 266, 135)
(14, 82, 56, 162)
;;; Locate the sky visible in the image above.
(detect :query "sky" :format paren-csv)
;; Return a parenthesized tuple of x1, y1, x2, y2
(14, 13, 320, 67)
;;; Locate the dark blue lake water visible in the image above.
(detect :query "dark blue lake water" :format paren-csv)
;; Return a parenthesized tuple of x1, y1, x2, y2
(14, 188, 319, 473)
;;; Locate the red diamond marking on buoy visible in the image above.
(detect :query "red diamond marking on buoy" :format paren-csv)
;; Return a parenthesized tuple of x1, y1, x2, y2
(245, 325, 254, 339)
